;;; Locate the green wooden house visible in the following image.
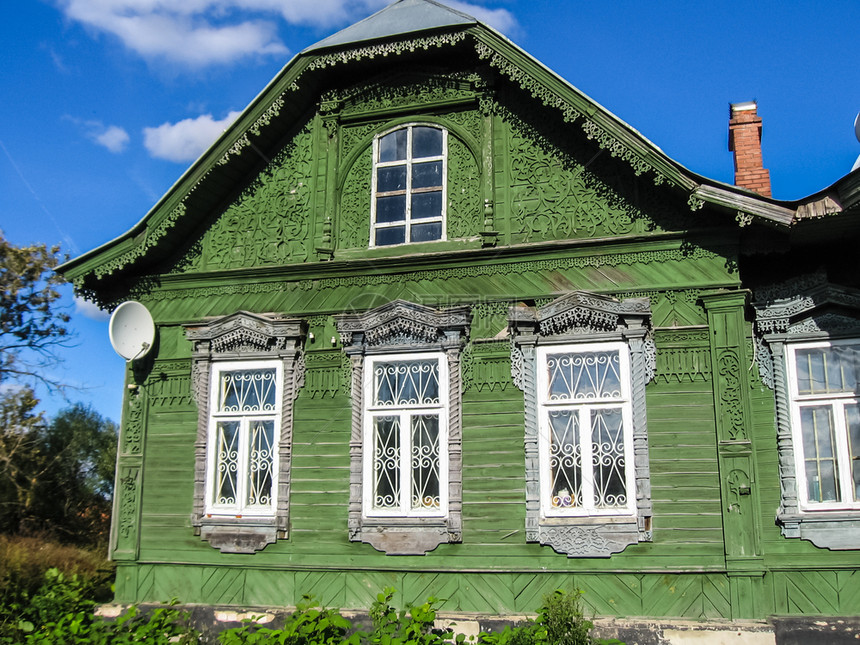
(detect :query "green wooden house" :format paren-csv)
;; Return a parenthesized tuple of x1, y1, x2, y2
(60, 0, 860, 623)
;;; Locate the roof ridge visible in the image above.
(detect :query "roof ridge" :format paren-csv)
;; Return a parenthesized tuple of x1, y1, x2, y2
(302, 0, 477, 54)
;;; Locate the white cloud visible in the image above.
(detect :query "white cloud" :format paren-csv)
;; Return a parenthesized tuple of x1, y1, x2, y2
(95, 125, 130, 152)
(57, 0, 516, 67)
(74, 296, 110, 321)
(64, 116, 130, 153)
(446, 1, 516, 34)
(143, 111, 242, 162)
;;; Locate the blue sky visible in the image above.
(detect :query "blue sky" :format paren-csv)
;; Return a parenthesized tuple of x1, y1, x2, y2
(2, 0, 859, 423)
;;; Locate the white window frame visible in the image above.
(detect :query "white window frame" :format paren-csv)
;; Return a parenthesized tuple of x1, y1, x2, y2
(786, 339, 860, 513)
(362, 352, 449, 519)
(536, 342, 636, 519)
(370, 124, 448, 247)
(205, 359, 283, 518)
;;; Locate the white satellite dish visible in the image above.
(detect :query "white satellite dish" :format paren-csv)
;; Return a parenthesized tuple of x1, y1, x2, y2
(109, 301, 155, 361)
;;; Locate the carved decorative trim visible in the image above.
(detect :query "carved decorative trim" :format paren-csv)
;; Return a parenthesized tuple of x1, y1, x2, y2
(309, 32, 467, 71)
(474, 39, 666, 185)
(185, 311, 306, 553)
(509, 291, 653, 557)
(462, 340, 512, 392)
(137, 246, 723, 306)
(687, 194, 705, 211)
(336, 300, 470, 555)
(92, 204, 186, 280)
(754, 281, 860, 549)
(111, 463, 142, 560)
(301, 350, 351, 399)
(336, 300, 470, 348)
(716, 349, 746, 441)
(122, 390, 144, 454)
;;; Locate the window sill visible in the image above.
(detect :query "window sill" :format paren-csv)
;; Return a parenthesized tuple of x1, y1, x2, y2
(778, 511, 860, 550)
(352, 517, 458, 555)
(530, 516, 649, 558)
(198, 517, 281, 554)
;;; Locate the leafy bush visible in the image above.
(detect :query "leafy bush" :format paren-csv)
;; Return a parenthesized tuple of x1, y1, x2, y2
(480, 589, 624, 645)
(219, 595, 355, 644)
(366, 587, 456, 645)
(2, 568, 624, 645)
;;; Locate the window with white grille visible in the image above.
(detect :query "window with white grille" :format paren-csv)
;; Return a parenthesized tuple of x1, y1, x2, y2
(207, 361, 283, 517)
(537, 343, 635, 517)
(363, 354, 448, 517)
(787, 340, 860, 511)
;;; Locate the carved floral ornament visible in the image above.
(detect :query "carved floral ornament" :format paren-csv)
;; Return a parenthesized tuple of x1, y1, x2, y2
(509, 291, 655, 558)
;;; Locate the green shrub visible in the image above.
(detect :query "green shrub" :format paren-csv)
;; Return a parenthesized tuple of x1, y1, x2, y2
(480, 589, 624, 645)
(219, 595, 355, 645)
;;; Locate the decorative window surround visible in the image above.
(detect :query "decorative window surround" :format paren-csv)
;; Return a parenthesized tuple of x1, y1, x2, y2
(509, 292, 654, 558)
(754, 282, 860, 550)
(335, 300, 470, 555)
(186, 312, 305, 554)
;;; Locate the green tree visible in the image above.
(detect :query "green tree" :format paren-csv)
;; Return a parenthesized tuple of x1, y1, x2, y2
(0, 387, 46, 535)
(0, 396, 117, 544)
(0, 231, 70, 390)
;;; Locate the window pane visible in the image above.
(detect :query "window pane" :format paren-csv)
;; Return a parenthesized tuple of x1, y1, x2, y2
(379, 130, 407, 162)
(846, 403, 860, 502)
(215, 421, 240, 506)
(411, 414, 440, 510)
(411, 192, 443, 219)
(412, 161, 442, 189)
(548, 410, 582, 508)
(376, 195, 406, 223)
(375, 226, 405, 246)
(795, 344, 860, 395)
(591, 408, 627, 508)
(219, 369, 277, 413)
(412, 127, 442, 158)
(246, 420, 275, 507)
(800, 405, 840, 502)
(410, 222, 442, 242)
(373, 416, 400, 509)
(374, 360, 439, 406)
(547, 351, 622, 401)
(377, 166, 407, 192)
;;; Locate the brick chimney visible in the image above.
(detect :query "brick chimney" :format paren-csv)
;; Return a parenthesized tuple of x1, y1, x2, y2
(728, 101, 771, 197)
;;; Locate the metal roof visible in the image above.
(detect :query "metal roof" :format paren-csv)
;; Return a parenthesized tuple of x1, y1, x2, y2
(303, 0, 477, 53)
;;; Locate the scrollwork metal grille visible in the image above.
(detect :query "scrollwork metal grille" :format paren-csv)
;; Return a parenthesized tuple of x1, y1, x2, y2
(366, 356, 446, 517)
(209, 364, 281, 515)
(539, 345, 633, 515)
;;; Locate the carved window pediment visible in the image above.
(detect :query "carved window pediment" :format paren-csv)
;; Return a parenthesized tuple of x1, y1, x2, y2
(754, 280, 860, 550)
(185, 312, 306, 554)
(335, 300, 470, 555)
(510, 292, 654, 558)
(337, 300, 470, 349)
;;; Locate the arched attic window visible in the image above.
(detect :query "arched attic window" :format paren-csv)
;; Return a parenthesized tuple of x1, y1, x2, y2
(371, 124, 447, 247)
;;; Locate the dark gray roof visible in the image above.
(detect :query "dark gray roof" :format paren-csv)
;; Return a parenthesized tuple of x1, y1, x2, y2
(303, 0, 477, 53)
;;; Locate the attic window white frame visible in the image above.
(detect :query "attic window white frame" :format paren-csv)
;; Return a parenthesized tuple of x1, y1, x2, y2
(370, 124, 447, 247)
